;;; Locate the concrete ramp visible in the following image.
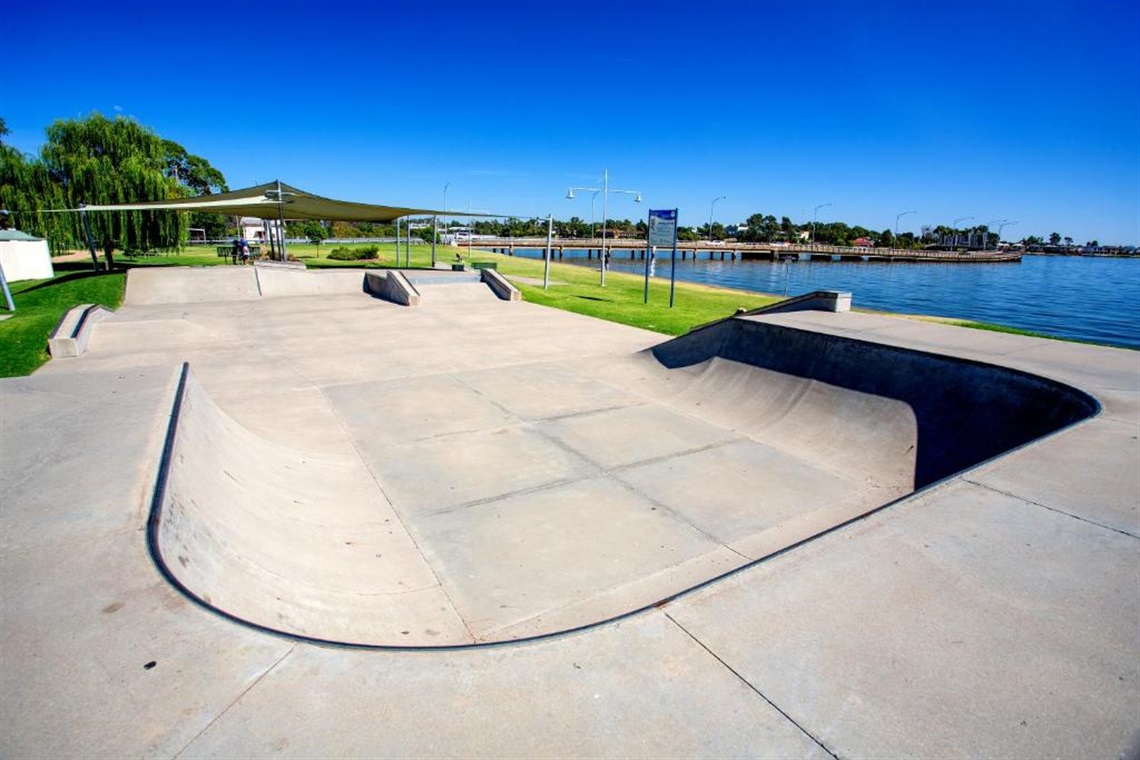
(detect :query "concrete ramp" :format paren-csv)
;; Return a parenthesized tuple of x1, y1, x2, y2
(651, 316, 1100, 487)
(661, 356, 917, 489)
(416, 281, 503, 305)
(125, 266, 261, 305)
(254, 267, 368, 297)
(155, 369, 472, 646)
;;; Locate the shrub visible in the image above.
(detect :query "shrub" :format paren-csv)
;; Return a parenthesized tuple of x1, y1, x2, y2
(326, 245, 380, 261)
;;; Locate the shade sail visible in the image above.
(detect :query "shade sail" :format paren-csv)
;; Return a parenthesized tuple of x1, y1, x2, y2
(75, 181, 487, 222)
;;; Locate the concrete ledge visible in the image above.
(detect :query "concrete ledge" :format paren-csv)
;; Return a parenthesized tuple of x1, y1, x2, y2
(253, 259, 306, 271)
(746, 290, 852, 315)
(48, 303, 113, 358)
(365, 270, 420, 306)
(481, 268, 520, 301)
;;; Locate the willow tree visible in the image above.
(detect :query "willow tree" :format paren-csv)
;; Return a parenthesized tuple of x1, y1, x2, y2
(38, 113, 189, 269)
(0, 118, 71, 250)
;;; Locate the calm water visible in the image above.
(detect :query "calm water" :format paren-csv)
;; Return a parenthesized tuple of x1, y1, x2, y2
(507, 249, 1140, 349)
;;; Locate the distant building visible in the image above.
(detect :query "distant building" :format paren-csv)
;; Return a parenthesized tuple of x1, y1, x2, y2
(239, 216, 284, 242)
(853, 237, 875, 248)
(0, 229, 53, 281)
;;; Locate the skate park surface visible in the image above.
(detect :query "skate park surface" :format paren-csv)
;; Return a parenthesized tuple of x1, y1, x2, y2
(2, 265, 1137, 758)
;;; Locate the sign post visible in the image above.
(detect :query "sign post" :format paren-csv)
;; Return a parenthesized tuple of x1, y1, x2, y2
(648, 209, 679, 307)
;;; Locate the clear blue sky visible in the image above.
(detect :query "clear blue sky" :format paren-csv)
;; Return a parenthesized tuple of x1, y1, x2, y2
(2, 0, 1138, 244)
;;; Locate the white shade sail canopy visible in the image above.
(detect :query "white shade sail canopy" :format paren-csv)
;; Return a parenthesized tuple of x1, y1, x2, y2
(75, 181, 487, 222)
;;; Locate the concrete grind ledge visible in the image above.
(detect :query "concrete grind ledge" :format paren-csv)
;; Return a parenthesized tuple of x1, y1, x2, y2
(1, 281, 1136, 759)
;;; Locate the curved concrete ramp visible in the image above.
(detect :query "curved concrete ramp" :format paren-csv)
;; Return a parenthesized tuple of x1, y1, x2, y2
(155, 357, 920, 647)
(157, 370, 473, 645)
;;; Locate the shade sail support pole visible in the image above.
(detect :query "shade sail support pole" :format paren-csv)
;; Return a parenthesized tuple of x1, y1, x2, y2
(275, 180, 287, 262)
(80, 206, 99, 272)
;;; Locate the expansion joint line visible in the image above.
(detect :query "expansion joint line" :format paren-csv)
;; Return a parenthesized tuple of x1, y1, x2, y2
(173, 644, 295, 758)
(662, 611, 840, 760)
(319, 386, 479, 644)
(964, 478, 1139, 539)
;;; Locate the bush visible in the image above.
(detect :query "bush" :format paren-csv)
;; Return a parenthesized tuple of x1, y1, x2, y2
(326, 245, 380, 261)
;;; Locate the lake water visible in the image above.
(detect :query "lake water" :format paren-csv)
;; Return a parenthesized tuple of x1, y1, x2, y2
(505, 249, 1140, 349)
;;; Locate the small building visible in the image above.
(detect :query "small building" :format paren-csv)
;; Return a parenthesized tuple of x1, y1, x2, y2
(0, 229, 54, 282)
(239, 217, 284, 243)
(853, 237, 875, 248)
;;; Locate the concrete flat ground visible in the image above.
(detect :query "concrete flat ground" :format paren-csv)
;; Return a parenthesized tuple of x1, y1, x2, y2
(1, 267, 1137, 758)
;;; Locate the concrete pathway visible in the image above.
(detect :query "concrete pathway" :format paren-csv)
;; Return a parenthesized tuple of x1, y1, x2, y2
(1, 268, 1136, 757)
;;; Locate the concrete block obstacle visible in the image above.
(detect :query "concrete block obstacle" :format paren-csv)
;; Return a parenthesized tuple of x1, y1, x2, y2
(365, 270, 420, 306)
(47, 303, 113, 358)
(480, 268, 520, 301)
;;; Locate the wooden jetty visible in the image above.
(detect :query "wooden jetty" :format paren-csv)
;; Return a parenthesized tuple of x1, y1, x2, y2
(463, 238, 1022, 264)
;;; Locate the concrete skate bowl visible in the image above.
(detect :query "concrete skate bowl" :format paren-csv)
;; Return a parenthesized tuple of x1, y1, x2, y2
(652, 317, 1100, 488)
(149, 319, 1098, 648)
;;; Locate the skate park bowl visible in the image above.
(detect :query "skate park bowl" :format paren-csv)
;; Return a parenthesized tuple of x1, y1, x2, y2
(150, 312, 1100, 648)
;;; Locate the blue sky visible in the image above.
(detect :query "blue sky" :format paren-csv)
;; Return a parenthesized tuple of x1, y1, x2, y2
(2, 0, 1138, 244)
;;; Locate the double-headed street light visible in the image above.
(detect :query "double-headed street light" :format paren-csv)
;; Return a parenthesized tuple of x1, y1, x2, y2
(812, 202, 832, 245)
(709, 195, 727, 243)
(567, 169, 641, 286)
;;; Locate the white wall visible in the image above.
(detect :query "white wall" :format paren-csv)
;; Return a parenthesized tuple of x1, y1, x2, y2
(0, 239, 54, 282)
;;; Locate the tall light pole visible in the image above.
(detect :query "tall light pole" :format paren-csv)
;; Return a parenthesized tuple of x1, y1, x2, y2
(709, 195, 727, 243)
(997, 220, 1019, 247)
(982, 219, 1007, 251)
(443, 181, 451, 232)
(590, 190, 601, 237)
(951, 216, 974, 250)
(812, 202, 832, 245)
(567, 169, 641, 286)
(895, 210, 917, 246)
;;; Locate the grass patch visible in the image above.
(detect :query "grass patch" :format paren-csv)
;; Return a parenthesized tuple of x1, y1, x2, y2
(0, 264, 126, 377)
(454, 250, 778, 335)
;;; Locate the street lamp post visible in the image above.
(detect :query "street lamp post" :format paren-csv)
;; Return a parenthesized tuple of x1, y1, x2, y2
(997, 220, 1019, 246)
(590, 190, 600, 237)
(982, 219, 1007, 251)
(951, 216, 974, 250)
(567, 169, 641, 286)
(812, 202, 832, 245)
(709, 195, 727, 244)
(894, 210, 917, 247)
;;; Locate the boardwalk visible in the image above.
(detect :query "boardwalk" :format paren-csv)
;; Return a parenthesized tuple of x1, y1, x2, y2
(466, 237, 1022, 263)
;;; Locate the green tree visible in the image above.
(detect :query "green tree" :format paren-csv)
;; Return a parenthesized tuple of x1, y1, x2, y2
(304, 221, 326, 256)
(1, 113, 229, 268)
(1049, 232, 1062, 245)
(39, 113, 193, 269)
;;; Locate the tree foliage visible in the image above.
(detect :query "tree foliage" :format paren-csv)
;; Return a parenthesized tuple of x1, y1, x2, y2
(0, 112, 228, 267)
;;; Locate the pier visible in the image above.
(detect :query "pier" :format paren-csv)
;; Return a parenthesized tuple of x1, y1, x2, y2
(465, 238, 1022, 263)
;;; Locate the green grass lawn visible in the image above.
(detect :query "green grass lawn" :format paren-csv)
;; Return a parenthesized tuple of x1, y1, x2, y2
(0, 264, 125, 377)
